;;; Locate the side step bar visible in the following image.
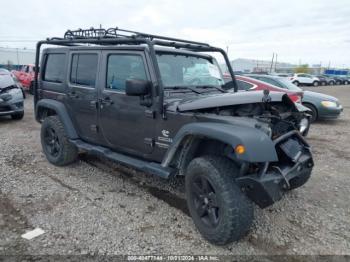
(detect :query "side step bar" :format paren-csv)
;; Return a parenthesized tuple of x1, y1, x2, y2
(70, 139, 174, 179)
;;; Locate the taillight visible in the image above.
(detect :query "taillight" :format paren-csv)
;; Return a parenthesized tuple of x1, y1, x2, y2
(290, 95, 301, 103)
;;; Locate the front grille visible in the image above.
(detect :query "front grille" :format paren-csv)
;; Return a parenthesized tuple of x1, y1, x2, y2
(0, 105, 11, 112)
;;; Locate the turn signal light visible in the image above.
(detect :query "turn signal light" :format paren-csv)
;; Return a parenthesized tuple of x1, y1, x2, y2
(235, 144, 245, 155)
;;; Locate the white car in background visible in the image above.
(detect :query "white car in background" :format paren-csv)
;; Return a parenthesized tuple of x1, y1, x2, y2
(290, 73, 320, 87)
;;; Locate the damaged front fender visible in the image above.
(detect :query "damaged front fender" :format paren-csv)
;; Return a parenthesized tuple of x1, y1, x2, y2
(161, 122, 278, 167)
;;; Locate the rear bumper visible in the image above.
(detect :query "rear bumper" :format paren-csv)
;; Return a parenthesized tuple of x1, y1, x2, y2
(236, 131, 314, 208)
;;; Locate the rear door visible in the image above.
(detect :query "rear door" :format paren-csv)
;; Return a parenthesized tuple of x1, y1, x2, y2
(65, 51, 102, 143)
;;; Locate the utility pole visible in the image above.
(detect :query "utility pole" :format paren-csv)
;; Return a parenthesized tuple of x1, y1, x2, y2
(274, 54, 278, 72)
(16, 48, 20, 67)
(270, 53, 275, 73)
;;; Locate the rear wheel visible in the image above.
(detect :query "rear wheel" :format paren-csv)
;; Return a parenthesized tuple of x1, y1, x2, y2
(304, 103, 318, 122)
(41, 116, 78, 166)
(185, 155, 253, 245)
(344, 80, 349, 85)
(313, 81, 319, 87)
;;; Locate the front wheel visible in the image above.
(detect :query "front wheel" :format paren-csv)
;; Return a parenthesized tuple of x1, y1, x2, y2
(185, 155, 254, 245)
(304, 103, 318, 122)
(313, 81, 319, 87)
(41, 116, 78, 166)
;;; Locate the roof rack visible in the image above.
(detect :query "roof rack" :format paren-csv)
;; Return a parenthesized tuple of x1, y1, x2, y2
(47, 27, 211, 48)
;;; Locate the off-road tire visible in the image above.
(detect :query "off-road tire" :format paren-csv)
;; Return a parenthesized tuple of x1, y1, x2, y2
(185, 155, 254, 245)
(304, 103, 318, 122)
(41, 116, 78, 166)
(11, 111, 24, 120)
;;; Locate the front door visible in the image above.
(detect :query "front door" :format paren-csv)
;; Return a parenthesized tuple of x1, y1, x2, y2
(66, 51, 101, 143)
(98, 51, 155, 156)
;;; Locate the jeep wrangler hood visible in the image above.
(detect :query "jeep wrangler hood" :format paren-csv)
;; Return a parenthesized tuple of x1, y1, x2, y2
(175, 91, 288, 112)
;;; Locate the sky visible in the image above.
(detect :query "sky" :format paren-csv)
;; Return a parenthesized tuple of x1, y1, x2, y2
(0, 0, 349, 67)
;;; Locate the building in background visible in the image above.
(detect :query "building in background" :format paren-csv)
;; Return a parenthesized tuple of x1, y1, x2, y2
(228, 58, 296, 73)
(0, 47, 35, 70)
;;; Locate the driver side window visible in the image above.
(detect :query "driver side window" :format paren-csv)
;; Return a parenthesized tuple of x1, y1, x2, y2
(106, 54, 147, 92)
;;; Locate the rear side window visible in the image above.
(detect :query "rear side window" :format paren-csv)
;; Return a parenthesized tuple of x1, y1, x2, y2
(70, 54, 98, 87)
(237, 80, 254, 90)
(43, 54, 66, 83)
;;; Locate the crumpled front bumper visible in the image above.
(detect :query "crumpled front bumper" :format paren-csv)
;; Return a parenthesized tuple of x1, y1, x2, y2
(0, 93, 24, 116)
(236, 130, 314, 208)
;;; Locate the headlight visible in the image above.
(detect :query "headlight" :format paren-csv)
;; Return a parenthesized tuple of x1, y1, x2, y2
(321, 101, 337, 108)
(299, 118, 309, 133)
(0, 93, 12, 101)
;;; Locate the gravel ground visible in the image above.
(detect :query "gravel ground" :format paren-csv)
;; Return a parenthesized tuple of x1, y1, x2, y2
(0, 85, 349, 256)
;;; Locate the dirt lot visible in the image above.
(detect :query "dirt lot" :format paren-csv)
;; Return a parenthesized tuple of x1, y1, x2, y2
(0, 86, 349, 256)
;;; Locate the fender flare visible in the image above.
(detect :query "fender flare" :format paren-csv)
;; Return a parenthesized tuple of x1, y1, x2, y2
(161, 122, 278, 167)
(35, 99, 78, 139)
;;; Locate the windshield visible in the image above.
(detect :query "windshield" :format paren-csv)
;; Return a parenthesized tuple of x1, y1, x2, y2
(278, 78, 303, 91)
(156, 53, 225, 88)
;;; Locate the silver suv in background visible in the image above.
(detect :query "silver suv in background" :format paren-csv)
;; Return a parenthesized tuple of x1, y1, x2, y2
(290, 73, 320, 87)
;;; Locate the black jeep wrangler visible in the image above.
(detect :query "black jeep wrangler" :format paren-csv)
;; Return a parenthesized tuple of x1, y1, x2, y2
(34, 27, 313, 245)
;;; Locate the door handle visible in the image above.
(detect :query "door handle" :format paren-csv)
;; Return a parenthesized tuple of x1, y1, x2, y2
(67, 91, 79, 99)
(100, 96, 114, 105)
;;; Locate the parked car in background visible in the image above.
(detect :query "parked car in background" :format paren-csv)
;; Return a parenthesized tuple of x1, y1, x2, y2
(12, 64, 36, 94)
(338, 76, 350, 85)
(248, 74, 343, 122)
(329, 76, 348, 85)
(0, 68, 26, 99)
(315, 75, 332, 86)
(290, 73, 320, 87)
(234, 75, 303, 103)
(0, 72, 25, 120)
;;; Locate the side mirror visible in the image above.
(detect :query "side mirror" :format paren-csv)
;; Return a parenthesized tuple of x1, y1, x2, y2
(125, 79, 151, 96)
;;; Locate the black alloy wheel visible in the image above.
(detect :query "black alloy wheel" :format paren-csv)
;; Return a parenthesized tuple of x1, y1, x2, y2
(190, 175, 220, 227)
(43, 127, 61, 158)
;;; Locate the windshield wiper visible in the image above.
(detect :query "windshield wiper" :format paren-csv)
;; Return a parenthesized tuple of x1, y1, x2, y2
(164, 86, 202, 94)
